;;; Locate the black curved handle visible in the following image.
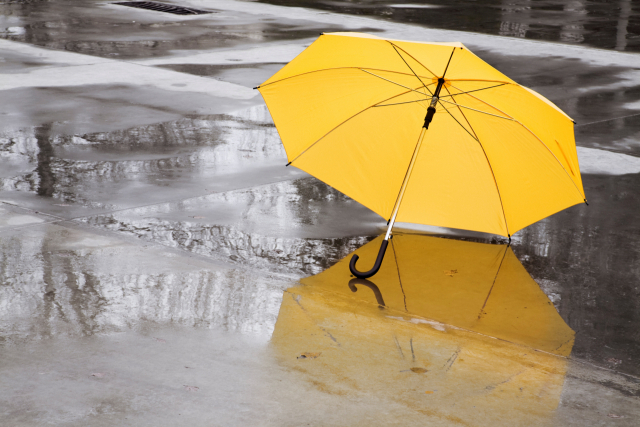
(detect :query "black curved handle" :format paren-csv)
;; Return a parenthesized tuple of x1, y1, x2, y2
(348, 278, 386, 307)
(349, 239, 389, 279)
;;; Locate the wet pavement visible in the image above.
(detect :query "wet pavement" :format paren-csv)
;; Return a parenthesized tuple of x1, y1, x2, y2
(1, 0, 640, 425)
(260, 0, 640, 52)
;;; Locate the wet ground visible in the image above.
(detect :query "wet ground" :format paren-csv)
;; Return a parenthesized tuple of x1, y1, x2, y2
(1, 0, 640, 425)
(260, 0, 640, 52)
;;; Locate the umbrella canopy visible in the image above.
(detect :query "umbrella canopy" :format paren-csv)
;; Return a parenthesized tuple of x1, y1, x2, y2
(257, 32, 586, 277)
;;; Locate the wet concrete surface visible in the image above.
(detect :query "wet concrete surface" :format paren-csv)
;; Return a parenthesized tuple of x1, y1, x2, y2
(1, 0, 640, 425)
(0, 0, 341, 59)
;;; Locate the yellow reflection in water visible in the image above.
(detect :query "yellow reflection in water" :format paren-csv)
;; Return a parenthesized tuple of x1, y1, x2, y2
(271, 234, 574, 425)
(301, 233, 574, 356)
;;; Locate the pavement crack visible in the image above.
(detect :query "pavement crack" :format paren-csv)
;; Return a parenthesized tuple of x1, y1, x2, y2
(485, 370, 525, 391)
(410, 338, 416, 361)
(443, 348, 461, 371)
(393, 335, 405, 359)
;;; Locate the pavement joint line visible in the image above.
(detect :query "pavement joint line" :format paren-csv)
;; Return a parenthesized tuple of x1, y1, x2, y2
(0, 201, 66, 221)
(0, 220, 63, 234)
(0, 201, 68, 234)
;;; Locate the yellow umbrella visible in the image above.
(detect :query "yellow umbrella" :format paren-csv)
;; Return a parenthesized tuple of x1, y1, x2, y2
(257, 32, 587, 278)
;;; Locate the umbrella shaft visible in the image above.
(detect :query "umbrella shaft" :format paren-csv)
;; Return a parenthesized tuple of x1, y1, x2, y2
(385, 126, 428, 240)
(423, 78, 445, 129)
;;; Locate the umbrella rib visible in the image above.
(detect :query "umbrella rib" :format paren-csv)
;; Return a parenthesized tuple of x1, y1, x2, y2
(435, 100, 479, 142)
(450, 83, 585, 199)
(440, 85, 511, 237)
(438, 98, 513, 121)
(258, 67, 432, 88)
(442, 47, 456, 78)
(387, 42, 438, 80)
(388, 42, 432, 98)
(287, 86, 423, 165)
(374, 98, 427, 108)
(374, 96, 437, 108)
(374, 99, 462, 111)
(360, 69, 433, 97)
(439, 83, 508, 98)
(446, 79, 513, 84)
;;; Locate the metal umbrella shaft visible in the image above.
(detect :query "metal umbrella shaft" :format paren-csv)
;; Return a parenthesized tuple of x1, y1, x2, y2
(350, 79, 445, 278)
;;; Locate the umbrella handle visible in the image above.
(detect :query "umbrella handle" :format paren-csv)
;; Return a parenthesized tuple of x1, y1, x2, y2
(349, 239, 389, 279)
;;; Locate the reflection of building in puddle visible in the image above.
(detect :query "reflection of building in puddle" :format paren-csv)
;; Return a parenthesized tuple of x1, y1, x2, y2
(271, 234, 574, 424)
(0, 106, 284, 206)
(499, 0, 531, 38)
(0, 223, 288, 343)
(499, 0, 589, 43)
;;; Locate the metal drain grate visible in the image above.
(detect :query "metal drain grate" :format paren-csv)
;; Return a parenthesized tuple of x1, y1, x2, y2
(114, 1, 213, 15)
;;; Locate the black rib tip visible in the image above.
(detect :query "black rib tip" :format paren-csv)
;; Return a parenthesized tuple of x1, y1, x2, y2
(508, 234, 511, 245)
(253, 86, 259, 90)
(319, 32, 324, 35)
(584, 199, 589, 206)
(285, 161, 292, 167)
(573, 120, 577, 124)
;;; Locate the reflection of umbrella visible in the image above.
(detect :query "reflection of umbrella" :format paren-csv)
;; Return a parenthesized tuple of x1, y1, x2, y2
(271, 235, 574, 424)
(257, 33, 586, 278)
(300, 233, 575, 356)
